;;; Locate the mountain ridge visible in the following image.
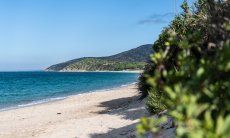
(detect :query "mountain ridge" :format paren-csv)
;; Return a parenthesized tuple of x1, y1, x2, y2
(46, 44, 153, 71)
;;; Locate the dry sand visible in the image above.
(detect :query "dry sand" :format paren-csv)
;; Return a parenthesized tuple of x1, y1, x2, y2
(0, 84, 148, 138)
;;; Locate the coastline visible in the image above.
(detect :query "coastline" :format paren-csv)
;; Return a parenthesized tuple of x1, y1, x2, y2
(0, 82, 138, 112)
(45, 70, 143, 73)
(0, 84, 148, 138)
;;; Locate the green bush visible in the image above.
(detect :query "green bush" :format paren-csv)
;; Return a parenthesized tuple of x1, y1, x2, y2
(146, 88, 166, 114)
(137, 0, 230, 137)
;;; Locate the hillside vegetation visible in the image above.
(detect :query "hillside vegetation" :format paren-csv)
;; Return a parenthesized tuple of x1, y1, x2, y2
(137, 0, 230, 137)
(46, 44, 153, 71)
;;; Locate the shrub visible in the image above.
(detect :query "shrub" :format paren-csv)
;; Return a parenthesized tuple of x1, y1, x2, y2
(137, 0, 230, 137)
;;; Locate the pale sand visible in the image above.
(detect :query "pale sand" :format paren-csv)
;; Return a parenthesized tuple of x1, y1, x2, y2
(0, 84, 148, 138)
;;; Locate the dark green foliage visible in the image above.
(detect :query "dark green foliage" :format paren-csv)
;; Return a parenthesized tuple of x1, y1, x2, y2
(146, 88, 166, 114)
(137, 0, 230, 137)
(66, 58, 146, 71)
(46, 44, 153, 71)
(138, 29, 171, 99)
(138, 63, 155, 99)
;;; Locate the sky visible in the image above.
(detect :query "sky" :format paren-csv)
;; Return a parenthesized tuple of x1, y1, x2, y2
(0, 0, 194, 71)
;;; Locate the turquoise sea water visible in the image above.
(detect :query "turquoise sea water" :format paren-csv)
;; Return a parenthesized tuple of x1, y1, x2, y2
(0, 71, 139, 111)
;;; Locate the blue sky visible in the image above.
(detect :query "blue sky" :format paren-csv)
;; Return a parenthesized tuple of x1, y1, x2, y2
(0, 0, 194, 71)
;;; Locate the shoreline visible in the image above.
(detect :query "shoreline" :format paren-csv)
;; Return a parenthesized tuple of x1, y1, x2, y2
(0, 70, 143, 73)
(45, 70, 143, 73)
(0, 84, 147, 138)
(0, 82, 138, 112)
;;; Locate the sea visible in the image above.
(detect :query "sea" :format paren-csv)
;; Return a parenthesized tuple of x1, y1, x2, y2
(0, 71, 139, 111)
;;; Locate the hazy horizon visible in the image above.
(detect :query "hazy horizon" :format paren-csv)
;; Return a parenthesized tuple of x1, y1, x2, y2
(0, 0, 193, 71)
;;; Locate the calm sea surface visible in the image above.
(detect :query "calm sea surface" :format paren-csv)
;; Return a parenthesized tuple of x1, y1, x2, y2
(0, 71, 139, 110)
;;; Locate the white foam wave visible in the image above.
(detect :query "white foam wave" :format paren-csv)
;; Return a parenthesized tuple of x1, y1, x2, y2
(0, 97, 67, 112)
(17, 97, 67, 107)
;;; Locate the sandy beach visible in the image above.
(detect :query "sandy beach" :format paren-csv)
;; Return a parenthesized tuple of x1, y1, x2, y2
(0, 84, 148, 138)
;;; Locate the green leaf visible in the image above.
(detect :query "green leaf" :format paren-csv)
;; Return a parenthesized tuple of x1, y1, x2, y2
(197, 67, 204, 77)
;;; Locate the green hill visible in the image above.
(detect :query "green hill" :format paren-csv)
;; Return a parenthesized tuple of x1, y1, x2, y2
(45, 44, 153, 71)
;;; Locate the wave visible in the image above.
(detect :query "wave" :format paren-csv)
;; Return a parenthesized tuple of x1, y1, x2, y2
(0, 97, 67, 112)
(121, 82, 137, 87)
(17, 97, 67, 107)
